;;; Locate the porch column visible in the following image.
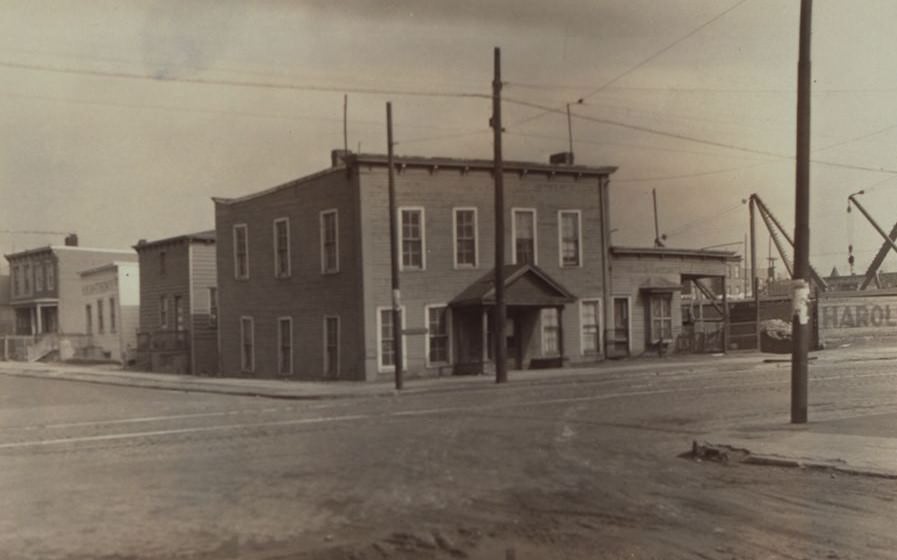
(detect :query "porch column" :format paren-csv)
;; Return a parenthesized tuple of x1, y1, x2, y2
(35, 305, 42, 335)
(722, 274, 729, 353)
(557, 305, 565, 365)
(481, 308, 489, 366)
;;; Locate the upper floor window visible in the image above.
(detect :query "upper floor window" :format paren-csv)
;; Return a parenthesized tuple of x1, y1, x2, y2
(453, 208, 478, 268)
(273, 218, 291, 278)
(400, 208, 425, 270)
(23, 264, 31, 294)
(320, 210, 339, 274)
(159, 251, 167, 276)
(11, 265, 19, 296)
(35, 263, 44, 291)
(97, 298, 105, 334)
(513, 209, 537, 265)
(233, 224, 249, 279)
(559, 210, 582, 267)
(45, 261, 55, 291)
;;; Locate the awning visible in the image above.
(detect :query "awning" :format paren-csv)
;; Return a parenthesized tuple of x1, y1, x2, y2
(639, 277, 683, 293)
(450, 263, 577, 307)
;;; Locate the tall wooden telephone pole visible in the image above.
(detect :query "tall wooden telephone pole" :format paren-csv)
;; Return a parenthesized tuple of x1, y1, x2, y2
(492, 47, 508, 384)
(791, 0, 812, 424)
(386, 102, 403, 391)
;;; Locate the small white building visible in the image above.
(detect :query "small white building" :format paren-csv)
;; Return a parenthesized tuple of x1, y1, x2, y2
(79, 261, 140, 364)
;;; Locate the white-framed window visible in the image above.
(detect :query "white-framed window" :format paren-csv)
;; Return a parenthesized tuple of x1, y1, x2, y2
(109, 297, 117, 333)
(97, 298, 105, 334)
(240, 316, 255, 373)
(425, 305, 451, 366)
(174, 295, 184, 331)
(580, 298, 601, 355)
(233, 224, 249, 280)
(377, 306, 406, 372)
(558, 210, 582, 268)
(208, 287, 218, 328)
(45, 261, 55, 291)
(85, 304, 93, 334)
(278, 316, 293, 375)
(273, 217, 291, 278)
(650, 294, 674, 341)
(159, 295, 169, 329)
(324, 315, 340, 377)
(12, 265, 19, 296)
(320, 209, 339, 274)
(453, 207, 478, 269)
(512, 208, 537, 265)
(35, 263, 44, 292)
(541, 308, 560, 355)
(399, 207, 426, 270)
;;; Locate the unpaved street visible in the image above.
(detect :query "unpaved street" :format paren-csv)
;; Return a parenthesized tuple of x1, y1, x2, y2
(2, 352, 896, 559)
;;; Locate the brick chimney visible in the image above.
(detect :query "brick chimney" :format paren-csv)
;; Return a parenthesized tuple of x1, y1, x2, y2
(64, 233, 79, 247)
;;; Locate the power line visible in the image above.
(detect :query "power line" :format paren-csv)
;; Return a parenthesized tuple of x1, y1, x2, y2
(0, 59, 491, 100)
(503, 96, 897, 175)
(510, 0, 749, 127)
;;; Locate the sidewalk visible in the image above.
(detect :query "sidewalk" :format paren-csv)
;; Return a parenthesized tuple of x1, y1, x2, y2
(698, 411, 897, 479)
(2, 344, 896, 401)
(0, 349, 805, 401)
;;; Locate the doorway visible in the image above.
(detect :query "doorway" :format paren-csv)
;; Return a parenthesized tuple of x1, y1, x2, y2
(611, 297, 630, 357)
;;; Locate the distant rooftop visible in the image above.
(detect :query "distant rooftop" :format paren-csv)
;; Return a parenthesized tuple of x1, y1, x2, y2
(215, 150, 618, 206)
(4, 245, 137, 261)
(133, 230, 216, 251)
(611, 245, 740, 261)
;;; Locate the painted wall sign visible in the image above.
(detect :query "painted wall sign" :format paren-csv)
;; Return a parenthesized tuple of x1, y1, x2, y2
(820, 303, 897, 329)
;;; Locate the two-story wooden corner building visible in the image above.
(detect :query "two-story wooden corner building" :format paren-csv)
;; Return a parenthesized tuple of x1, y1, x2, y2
(4, 240, 137, 336)
(133, 231, 218, 375)
(214, 151, 617, 381)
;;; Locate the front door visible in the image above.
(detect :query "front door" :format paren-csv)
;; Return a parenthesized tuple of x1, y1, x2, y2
(612, 298, 630, 357)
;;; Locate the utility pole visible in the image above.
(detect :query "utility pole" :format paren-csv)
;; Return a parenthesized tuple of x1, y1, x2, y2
(652, 189, 664, 248)
(386, 102, 403, 391)
(566, 103, 575, 162)
(791, 0, 813, 424)
(343, 94, 349, 153)
(750, 196, 761, 351)
(492, 47, 508, 384)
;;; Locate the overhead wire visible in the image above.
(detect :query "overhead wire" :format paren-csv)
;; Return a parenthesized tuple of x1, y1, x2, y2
(508, 0, 750, 128)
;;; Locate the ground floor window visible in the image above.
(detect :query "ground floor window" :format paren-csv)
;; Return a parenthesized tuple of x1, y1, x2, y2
(85, 304, 93, 334)
(278, 317, 292, 375)
(378, 307, 405, 370)
(324, 316, 340, 377)
(650, 294, 673, 341)
(541, 308, 559, 355)
(580, 299, 601, 354)
(241, 316, 255, 373)
(427, 306, 450, 365)
(109, 297, 117, 333)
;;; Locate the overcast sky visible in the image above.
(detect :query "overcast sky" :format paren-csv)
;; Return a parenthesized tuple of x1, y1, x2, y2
(3, 0, 897, 277)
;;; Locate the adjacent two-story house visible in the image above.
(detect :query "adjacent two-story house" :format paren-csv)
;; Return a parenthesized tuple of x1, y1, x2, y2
(214, 151, 617, 381)
(133, 231, 218, 375)
(4, 239, 137, 336)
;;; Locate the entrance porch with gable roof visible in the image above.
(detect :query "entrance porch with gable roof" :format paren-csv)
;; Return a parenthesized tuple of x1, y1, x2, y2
(449, 263, 576, 375)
